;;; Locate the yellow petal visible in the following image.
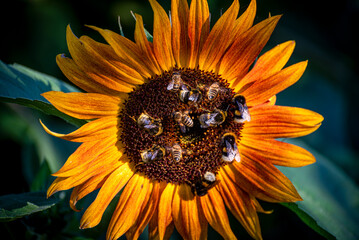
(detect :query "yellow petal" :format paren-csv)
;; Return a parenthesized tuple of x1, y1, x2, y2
(106, 174, 153, 240)
(198, 0, 239, 72)
(80, 162, 134, 229)
(40, 116, 118, 142)
(231, 0, 257, 36)
(243, 105, 324, 138)
(41, 91, 122, 120)
(199, 188, 237, 240)
(149, 0, 175, 71)
(158, 183, 176, 240)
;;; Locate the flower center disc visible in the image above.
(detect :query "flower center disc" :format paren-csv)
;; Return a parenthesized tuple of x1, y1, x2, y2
(119, 68, 242, 187)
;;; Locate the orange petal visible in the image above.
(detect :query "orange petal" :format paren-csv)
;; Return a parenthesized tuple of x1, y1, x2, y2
(199, 188, 237, 240)
(243, 105, 324, 138)
(134, 14, 162, 75)
(158, 183, 176, 240)
(218, 15, 281, 83)
(66, 26, 136, 93)
(171, 0, 190, 67)
(242, 61, 308, 106)
(80, 162, 134, 229)
(56, 54, 120, 95)
(40, 117, 118, 142)
(88, 25, 154, 78)
(217, 169, 262, 240)
(106, 174, 153, 240)
(241, 136, 316, 167)
(198, 0, 239, 72)
(149, 0, 175, 71)
(172, 184, 208, 240)
(223, 157, 302, 202)
(42, 91, 122, 120)
(234, 40, 296, 92)
(52, 137, 117, 177)
(125, 181, 165, 240)
(187, 0, 210, 68)
(47, 141, 123, 197)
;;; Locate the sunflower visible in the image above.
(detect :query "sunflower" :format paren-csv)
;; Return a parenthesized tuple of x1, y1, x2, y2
(41, 0, 323, 239)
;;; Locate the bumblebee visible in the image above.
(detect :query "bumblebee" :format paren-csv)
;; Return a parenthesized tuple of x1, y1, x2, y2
(167, 71, 183, 91)
(232, 94, 251, 123)
(179, 89, 202, 104)
(137, 111, 163, 136)
(140, 145, 165, 163)
(191, 171, 217, 197)
(172, 110, 193, 133)
(221, 133, 240, 163)
(198, 109, 226, 128)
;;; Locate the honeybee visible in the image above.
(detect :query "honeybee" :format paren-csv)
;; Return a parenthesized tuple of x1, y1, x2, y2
(191, 171, 217, 196)
(167, 71, 184, 91)
(172, 110, 193, 133)
(140, 145, 165, 163)
(179, 89, 202, 104)
(198, 109, 227, 128)
(169, 143, 183, 162)
(137, 111, 163, 136)
(221, 133, 240, 163)
(232, 94, 251, 123)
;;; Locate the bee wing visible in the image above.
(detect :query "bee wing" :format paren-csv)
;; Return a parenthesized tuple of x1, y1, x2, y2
(206, 112, 219, 125)
(150, 150, 158, 161)
(167, 80, 174, 90)
(143, 124, 158, 129)
(225, 140, 240, 162)
(232, 142, 241, 162)
(242, 106, 251, 122)
(180, 124, 188, 133)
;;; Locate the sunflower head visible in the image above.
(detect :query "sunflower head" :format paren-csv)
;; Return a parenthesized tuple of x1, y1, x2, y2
(41, 0, 323, 239)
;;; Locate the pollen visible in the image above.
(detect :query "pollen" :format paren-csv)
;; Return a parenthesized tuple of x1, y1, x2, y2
(119, 68, 244, 188)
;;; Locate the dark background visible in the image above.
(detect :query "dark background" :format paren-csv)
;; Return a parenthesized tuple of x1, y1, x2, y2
(1, 0, 358, 239)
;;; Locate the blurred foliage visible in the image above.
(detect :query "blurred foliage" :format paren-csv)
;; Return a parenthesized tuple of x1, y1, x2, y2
(1, 0, 359, 239)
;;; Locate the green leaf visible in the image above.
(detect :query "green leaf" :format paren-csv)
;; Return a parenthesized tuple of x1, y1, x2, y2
(279, 140, 359, 240)
(0, 192, 59, 222)
(0, 60, 86, 127)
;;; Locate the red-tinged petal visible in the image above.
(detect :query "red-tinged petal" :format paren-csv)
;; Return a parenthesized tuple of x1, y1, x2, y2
(188, 0, 210, 68)
(243, 105, 324, 138)
(198, 0, 239, 72)
(157, 183, 176, 240)
(172, 184, 208, 240)
(80, 162, 134, 229)
(40, 117, 118, 142)
(66, 26, 137, 93)
(171, 0, 190, 67)
(125, 181, 165, 240)
(149, 0, 175, 71)
(87, 25, 155, 78)
(107, 174, 153, 240)
(56, 54, 120, 95)
(223, 157, 302, 203)
(218, 15, 281, 83)
(199, 188, 237, 240)
(242, 61, 307, 106)
(231, 0, 256, 36)
(241, 136, 316, 167)
(41, 91, 122, 120)
(234, 40, 296, 92)
(134, 14, 162, 75)
(80, 35, 146, 85)
(217, 169, 262, 240)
